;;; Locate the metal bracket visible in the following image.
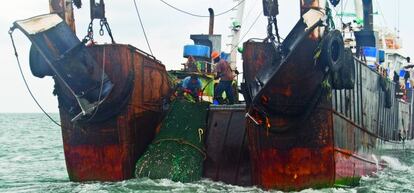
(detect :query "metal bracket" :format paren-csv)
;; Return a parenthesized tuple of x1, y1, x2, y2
(90, 0, 105, 20)
(262, 0, 279, 17)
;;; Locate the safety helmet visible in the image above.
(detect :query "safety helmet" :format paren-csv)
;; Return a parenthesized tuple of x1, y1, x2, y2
(211, 51, 220, 60)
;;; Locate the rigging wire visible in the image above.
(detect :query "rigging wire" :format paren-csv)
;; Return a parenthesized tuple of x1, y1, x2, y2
(340, 0, 343, 26)
(332, 0, 347, 26)
(227, 0, 259, 53)
(374, 0, 388, 27)
(240, 11, 263, 43)
(159, 0, 246, 18)
(397, 0, 400, 38)
(393, 0, 400, 36)
(133, 0, 154, 56)
(85, 47, 106, 122)
(8, 31, 61, 127)
(342, 0, 349, 15)
(340, 0, 348, 28)
(242, 0, 259, 23)
(231, 11, 263, 53)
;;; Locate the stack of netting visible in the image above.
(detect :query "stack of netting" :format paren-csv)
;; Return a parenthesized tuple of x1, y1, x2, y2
(135, 100, 209, 182)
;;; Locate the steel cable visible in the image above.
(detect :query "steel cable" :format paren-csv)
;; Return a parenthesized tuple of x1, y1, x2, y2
(230, 11, 263, 53)
(8, 30, 61, 127)
(159, 0, 246, 18)
(133, 0, 154, 56)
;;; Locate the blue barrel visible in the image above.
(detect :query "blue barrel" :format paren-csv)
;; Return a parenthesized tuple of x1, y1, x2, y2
(183, 45, 210, 58)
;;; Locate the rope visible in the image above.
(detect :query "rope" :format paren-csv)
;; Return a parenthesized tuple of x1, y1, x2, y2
(340, 0, 344, 26)
(153, 138, 207, 160)
(230, 11, 262, 54)
(86, 46, 107, 122)
(344, 0, 349, 10)
(397, 0, 400, 37)
(374, 0, 388, 27)
(133, 0, 154, 56)
(8, 30, 61, 127)
(242, 0, 259, 22)
(159, 0, 245, 18)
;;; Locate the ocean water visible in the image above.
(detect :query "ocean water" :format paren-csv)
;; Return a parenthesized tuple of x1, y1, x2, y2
(0, 113, 413, 193)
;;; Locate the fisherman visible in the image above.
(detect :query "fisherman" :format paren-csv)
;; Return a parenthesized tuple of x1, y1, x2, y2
(404, 57, 414, 86)
(211, 51, 235, 105)
(186, 56, 199, 73)
(181, 74, 202, 102)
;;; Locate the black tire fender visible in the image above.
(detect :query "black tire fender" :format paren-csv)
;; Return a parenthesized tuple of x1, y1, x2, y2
(321, 30, 345, 72)
(341, 48, 356, 89)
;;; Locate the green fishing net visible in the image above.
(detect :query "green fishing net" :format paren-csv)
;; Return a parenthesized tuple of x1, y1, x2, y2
(135, 100, 209, 182)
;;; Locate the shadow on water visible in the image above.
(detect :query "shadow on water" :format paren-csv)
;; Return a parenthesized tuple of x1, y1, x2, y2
(0, 114, 413, 193)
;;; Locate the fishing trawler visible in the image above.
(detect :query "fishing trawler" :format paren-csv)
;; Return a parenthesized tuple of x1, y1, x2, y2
(8, 0, 413, 191)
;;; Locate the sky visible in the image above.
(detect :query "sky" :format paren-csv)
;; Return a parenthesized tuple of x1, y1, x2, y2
(0, 0, 412, 113)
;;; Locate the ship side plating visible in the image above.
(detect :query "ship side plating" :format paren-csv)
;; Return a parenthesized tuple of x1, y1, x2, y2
(241, 0, 413, 191)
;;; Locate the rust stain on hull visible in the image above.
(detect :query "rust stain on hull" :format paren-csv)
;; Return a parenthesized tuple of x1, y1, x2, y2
(247, 106, 335, 191)
(58, 44, 171, 181)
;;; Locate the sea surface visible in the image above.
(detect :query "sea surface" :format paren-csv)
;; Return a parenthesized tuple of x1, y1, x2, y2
(0, 113, 413, 193)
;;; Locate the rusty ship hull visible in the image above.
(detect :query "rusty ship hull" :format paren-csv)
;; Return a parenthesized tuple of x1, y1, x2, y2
(10, 11, 254, 184)
(57, 44, 171, 181)
(241, 17, 412, 193)
(243, 47, 412, 190)
(9, 0, 414, 191)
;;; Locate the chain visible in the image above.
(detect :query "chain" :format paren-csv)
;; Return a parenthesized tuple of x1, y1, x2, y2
(99, 19, 105, 36)
(267, 17, 275, 42)
(84, 21, 94, 42)
(264, 0, 281, 44)
(265, 0, 274, 42)
(84, 18, 115, 44)
(101, 18, 115, 44)
(273, 17, 281, 43)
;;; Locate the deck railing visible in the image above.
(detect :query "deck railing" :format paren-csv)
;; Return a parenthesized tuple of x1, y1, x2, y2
(332, 58, 412, 150)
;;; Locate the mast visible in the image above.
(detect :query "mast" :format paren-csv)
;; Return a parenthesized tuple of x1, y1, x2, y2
(362, 0, 374, 31)
(49, 0, 76, 32)
(229, 0, 246, 70)
(354, 0, 376, 48)
(354, 0, 363, 23)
